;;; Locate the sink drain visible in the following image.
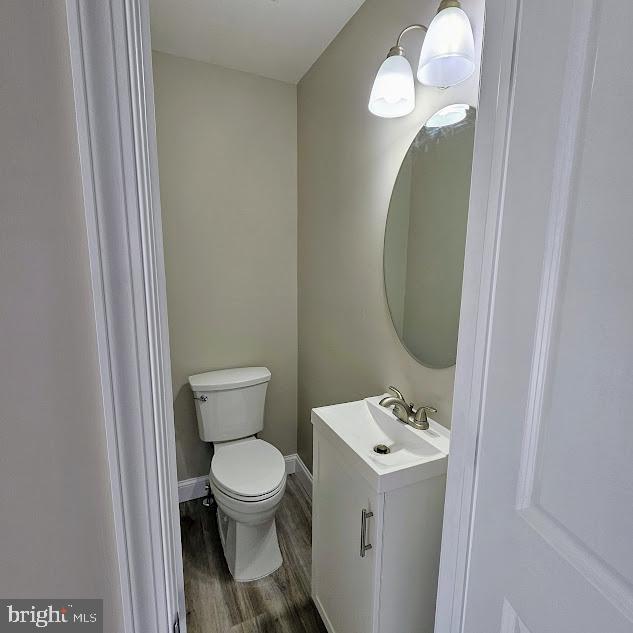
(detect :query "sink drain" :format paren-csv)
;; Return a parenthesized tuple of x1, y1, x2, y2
(373, 444, 391, 455)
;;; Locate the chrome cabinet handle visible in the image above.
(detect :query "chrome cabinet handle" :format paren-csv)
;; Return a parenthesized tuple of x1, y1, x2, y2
(360, 508, 374, 558)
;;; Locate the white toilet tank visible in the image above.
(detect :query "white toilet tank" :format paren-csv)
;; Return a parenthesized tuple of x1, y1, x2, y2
(188, 367, 271, 442)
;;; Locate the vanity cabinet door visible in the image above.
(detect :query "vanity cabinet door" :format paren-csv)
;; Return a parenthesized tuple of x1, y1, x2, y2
(312, 432, 382, 633)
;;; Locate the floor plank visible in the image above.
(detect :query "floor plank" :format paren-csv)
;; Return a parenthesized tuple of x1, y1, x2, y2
(180, 475, 327, 633)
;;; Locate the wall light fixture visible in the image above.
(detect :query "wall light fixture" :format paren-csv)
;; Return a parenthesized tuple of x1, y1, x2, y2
(368, 0, 475, 118)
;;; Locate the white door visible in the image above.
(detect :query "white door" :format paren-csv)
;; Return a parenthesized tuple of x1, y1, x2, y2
(312, 433, 381, 633)
(458, 1, 633, 632)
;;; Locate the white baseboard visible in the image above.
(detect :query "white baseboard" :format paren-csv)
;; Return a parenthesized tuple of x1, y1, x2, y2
(178, 475, 209, 503)
(284, 454, 297, 475)
(178, 452, 312, 503)
(285, 453, 313, 499)
(313, 594, 335, 633)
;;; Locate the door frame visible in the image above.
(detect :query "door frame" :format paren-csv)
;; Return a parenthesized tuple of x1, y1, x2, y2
(65, 1, 184, 632)
(435, 0, 521, 631)
(63, 0, 520, 631)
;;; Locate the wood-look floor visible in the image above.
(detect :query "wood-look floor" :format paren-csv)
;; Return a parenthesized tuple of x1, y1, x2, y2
(180, 475, 327, 633)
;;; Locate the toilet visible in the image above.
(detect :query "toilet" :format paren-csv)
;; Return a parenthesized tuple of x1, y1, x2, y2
(188, 367, 286, 582)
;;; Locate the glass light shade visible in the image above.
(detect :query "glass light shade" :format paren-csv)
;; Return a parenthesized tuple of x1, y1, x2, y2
(368, 54, 415, 118)
(425, 103, 470, 128)
(417, 7, 475, 88)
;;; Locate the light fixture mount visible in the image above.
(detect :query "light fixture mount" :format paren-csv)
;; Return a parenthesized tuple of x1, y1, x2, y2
(387, 46, 405, 58)
(437, 0, 462, 12)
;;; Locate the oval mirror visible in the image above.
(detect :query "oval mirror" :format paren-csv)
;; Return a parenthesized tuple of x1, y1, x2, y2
(384, 104, 476, 368)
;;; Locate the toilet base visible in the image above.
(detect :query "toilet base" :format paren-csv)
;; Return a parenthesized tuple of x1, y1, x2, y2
(216, 506, 282, 582)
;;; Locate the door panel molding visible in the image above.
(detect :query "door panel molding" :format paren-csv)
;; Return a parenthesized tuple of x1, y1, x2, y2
(520, 506, 633, 623)
(515, 0, 600, 513)
(500, 600, 531, 633)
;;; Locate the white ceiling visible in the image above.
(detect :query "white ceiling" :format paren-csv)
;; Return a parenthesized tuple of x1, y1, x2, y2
(149, 0, 367, 84)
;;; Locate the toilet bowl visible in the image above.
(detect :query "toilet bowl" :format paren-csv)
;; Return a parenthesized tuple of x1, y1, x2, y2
(209, 436, 286, 581)
(188, 367, 285, 582)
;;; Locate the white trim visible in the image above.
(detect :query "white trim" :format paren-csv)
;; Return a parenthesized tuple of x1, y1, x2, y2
(65, 1, 185, 632)
(178, 476, 209, 503)
(284, 454, 297, 475)
(294, 454, 313, 500)
(434, 1, 522, 632)
(283, 453, 313, 499)
(313, 594, 336, 633)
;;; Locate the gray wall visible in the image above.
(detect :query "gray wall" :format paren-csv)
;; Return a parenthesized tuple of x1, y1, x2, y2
(0, 2, 122, 629)
(297, 0, 483, 469)
(153, 52, 298, 480)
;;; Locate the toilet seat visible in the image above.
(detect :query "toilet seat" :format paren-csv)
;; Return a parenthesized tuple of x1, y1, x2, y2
(212, 476, 286, 503)
(210, 437, 286, 502)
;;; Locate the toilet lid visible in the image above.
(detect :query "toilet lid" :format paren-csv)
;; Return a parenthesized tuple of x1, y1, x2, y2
(210, 439, 286, 498)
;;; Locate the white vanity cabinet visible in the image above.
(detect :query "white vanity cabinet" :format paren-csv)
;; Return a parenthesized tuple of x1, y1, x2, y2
(312, 433, 383, 633)
(311, 397, 449, 633)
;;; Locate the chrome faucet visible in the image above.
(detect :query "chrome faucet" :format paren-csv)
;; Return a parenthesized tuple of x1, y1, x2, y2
(378, 386, 437, 431)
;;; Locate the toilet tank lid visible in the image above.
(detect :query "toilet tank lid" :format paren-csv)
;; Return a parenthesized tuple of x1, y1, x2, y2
(188, 367, 271, 392)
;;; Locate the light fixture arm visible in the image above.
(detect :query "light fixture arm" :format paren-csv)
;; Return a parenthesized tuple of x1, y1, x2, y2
(387, 24, 428, 58)
(396, 24, 428, 47)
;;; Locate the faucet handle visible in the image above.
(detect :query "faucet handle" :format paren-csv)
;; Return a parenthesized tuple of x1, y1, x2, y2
(387, 385, 406, 401)
(413, 404, 437, 424)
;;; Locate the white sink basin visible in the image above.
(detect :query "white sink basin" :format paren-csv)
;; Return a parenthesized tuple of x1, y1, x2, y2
(311, 395, 450, 492)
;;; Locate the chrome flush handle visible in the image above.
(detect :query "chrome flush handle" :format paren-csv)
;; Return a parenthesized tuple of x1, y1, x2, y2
(193, 394, 207, 402)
